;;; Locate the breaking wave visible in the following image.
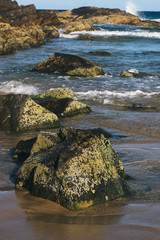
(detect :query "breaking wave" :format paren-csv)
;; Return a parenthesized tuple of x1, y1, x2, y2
(0, 81, 39, 95)
(60, 29, 160, 40)
(75, 89, 160, 109)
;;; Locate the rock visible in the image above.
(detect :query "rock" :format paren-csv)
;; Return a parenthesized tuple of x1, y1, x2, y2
(35, 98, 91, 117)
(77, 35, 92, 41)
(89, 51, 112, 56)
(37, 89, 76, 99)
(58, 7, 160, 29)
(62, 21, 96, 34)
(35, 89, 91, 117)
(121, 70, 133, 77)
(0, 94, 60, 132)
(0, 23, 45, 55)
(36, 98, 91, 117)
(32, 52, 105, 77)
(0, 0, 18, 12)
(121, 69, 153, 78)
(15, 127, 130, 210)
(42, 26, 59, 39)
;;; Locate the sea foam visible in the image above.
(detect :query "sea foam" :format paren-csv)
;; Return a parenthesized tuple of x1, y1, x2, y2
(75, 89, 160, 104)
(0, 81, 39, 95)
(60, 29, 160, 40)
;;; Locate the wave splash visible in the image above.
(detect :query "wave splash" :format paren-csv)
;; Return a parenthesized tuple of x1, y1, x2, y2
(75, 89, 160, 110)
(0, 81, 39, 95)
(126, 1, 138, 16)
(60, 28, 160, 40)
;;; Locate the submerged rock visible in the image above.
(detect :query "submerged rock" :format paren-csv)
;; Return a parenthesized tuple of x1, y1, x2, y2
(0, 94, 60, 132)
(15, 127, 131, 210)
(89, 51, 112, 56)
(77, 35, 92, 41)
(121, 69, 153, 78)
(35, 89, 91, 117)
(32, 52, 105, 77)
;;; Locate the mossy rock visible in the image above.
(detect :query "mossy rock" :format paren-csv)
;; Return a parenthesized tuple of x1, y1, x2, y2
(121, 70, 153, 78)
(37, 89, 76, 99)
(34, 89, 92, 117)
(15, 127, 131, 210)
(32, 52, 105, 77)
(35, 98, 91, 117)
(121, 70, 133, 77)
(0, 94, 60, 132)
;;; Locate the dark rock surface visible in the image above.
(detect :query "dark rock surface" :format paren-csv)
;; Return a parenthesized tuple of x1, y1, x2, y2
(34, 89, 91, 117)
(32, 52, 105, 77)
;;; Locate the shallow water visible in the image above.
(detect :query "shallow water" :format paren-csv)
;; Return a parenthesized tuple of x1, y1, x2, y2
(0, 12, 160, 240)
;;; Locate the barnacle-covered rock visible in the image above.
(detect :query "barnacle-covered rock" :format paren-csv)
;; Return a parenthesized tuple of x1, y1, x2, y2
(15, 127, 131, 210)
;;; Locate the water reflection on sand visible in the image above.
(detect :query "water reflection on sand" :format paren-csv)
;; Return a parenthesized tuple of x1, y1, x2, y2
(1, 190, 160, 240)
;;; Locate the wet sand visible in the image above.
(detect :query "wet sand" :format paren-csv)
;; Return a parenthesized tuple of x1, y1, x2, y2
(1, 190, 160, 240)
(0, 107, 160, 240)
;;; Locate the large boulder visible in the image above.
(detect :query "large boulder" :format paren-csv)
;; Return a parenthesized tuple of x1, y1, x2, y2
(32, 52, 105, 77)
(34, 89, 91, 117)
(15, 127, 131, 210)
(0, 94, 60, 132)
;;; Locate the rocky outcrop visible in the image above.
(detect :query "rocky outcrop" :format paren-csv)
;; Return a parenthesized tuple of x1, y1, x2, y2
(0, 2, 60, 28)
(0, 0, 18, 12)
(1, 3, 160, 55)
(58, 7, 160, 31)
(15, 127, 130, 210)
(34, 89, 91, 117)
(0, 2, 60, 54)
(0, 94, 60, 132)
(0, 23, 45, 55)
(32, 52, 105, 77)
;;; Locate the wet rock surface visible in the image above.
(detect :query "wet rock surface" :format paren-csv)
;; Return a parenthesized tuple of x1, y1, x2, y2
(32, 52, 105, 77)
(34, 89, 91, 117)
(0, 94, 60, 132)
(14, 127, 130, 210)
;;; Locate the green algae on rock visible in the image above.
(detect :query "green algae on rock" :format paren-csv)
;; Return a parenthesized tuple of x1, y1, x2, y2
(0, 94, 60, 132)
(121, 69, 154, 78)
(35, 89, 91, 117)
(121, 70, 133, 77)
(15, 127, 131, 210)
(32, 52, 105, 77)
(37, 89, 76, 99)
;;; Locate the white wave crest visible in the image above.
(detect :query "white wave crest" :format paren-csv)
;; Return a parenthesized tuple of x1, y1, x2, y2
(128, 69, 139, 73)
(0, 81, 39, 95)
(60, 29, 160, 40)
(75, 89, 160, 103)
(152, 18, 160, 23)
(126, 1, 138, 16)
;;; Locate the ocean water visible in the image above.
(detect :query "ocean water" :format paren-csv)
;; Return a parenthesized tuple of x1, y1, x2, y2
(0, 11, 160, 240)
